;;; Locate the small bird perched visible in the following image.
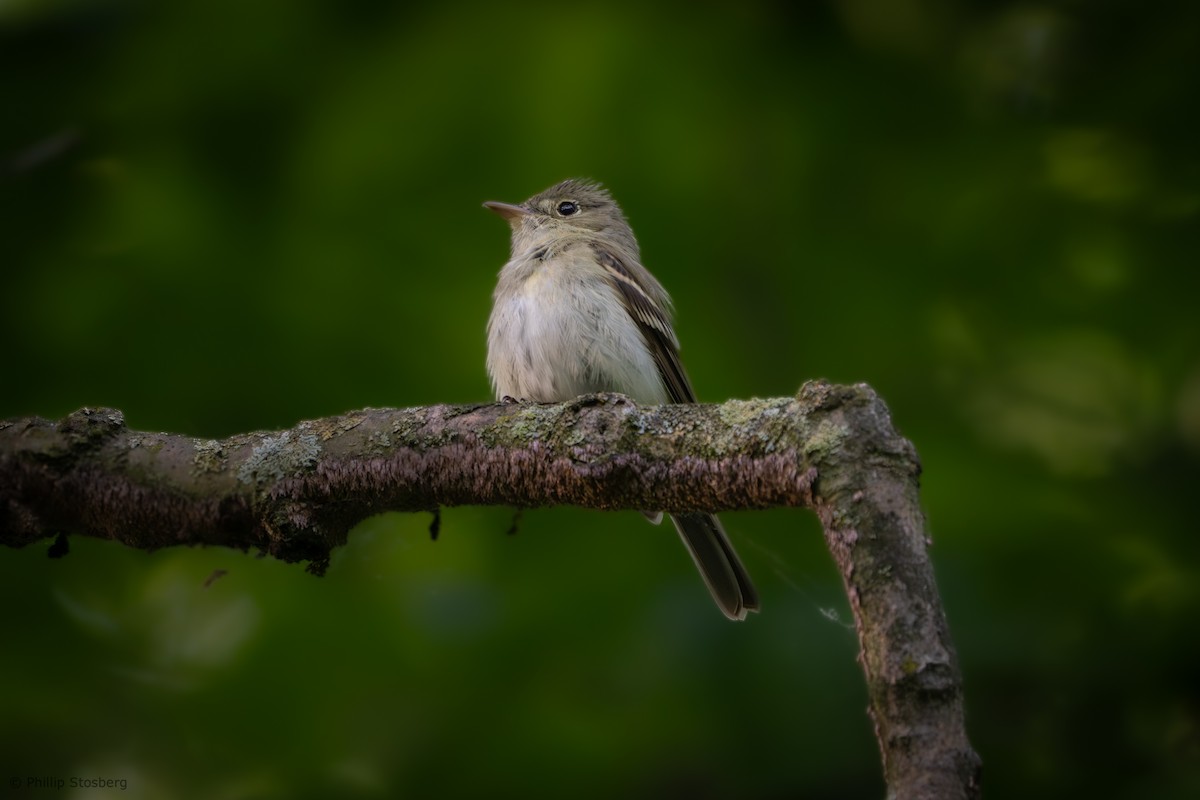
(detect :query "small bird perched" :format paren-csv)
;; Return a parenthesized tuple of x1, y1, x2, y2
(483, 179, 760, 621)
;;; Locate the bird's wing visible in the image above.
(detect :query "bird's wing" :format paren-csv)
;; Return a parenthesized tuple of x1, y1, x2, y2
(591, 243, 697, 404)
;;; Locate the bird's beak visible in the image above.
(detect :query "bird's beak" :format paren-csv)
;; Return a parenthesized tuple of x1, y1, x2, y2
(483, 201, 532, 222)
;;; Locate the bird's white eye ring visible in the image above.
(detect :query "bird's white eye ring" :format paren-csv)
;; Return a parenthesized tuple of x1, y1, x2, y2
(557, 201, 579, 216)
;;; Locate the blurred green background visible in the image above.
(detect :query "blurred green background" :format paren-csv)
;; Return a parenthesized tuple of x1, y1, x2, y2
(3, 1, 1198, 797)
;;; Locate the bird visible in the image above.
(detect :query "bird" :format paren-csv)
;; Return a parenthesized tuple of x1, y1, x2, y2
(483, 179, 759, 620)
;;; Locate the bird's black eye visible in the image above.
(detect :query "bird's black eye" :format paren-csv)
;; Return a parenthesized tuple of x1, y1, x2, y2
(557, 201, 579, 216)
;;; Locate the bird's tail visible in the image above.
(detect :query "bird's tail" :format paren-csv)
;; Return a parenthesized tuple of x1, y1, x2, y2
(669, 512, 760, 621)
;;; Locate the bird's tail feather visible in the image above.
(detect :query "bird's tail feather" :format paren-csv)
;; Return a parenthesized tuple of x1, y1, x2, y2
(670, 512, 760, 621)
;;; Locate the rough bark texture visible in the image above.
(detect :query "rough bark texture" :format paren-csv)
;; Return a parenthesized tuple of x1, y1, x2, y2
(0, 380, 981, 798)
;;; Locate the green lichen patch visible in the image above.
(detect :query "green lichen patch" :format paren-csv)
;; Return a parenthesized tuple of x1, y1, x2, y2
(192, 439, 226, 475)
(389, 409, 431, 444)
(805, 417, 849, 460)
(365, 430, 393, 453)
(478, 403, 559, 450)
(716, 398, 770, 431)
(715, 398, 797, 457)
(236, 431, 321, 485)
(305, 414, 365, 442)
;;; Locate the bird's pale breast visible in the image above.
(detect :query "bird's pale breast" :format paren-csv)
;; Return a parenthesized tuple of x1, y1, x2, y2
(486, 249, 667, 404)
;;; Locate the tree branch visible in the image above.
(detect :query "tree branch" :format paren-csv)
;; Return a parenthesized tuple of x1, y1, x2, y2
(0, 380, 981, 798)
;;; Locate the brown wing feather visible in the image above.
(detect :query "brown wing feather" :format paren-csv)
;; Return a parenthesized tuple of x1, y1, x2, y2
(591, 244, 696, 404)
(591, 244, 759, 619)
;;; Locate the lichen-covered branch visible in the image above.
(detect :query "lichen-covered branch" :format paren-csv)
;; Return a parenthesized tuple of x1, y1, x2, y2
(0, 380, 981, 798)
